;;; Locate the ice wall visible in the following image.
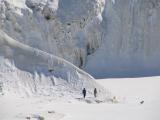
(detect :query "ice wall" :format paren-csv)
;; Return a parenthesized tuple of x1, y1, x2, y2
(85, 0, 160, 78)
(0, 0, 105, 68)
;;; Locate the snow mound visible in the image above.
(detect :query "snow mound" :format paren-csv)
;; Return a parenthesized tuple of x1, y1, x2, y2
(0, 30, 107, 98)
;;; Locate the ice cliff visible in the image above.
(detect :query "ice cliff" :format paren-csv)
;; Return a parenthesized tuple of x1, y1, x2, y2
(85, 0, 160, 78)
(0, 0, 105, 68)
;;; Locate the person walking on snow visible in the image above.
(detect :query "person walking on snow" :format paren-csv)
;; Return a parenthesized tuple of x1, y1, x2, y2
(94, 88, 97, 98)
(82, 88, 86, 98)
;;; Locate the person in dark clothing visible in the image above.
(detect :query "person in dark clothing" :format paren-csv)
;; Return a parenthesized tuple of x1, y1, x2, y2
(140, 100, 144, 104)
(82, 88, 86, 98)
(94, 88, 97, 98)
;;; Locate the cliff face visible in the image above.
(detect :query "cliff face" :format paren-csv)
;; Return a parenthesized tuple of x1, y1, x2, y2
(85, 0, 160, 78)
(0, 0, 105, 69)
(0, 0, 160, 80)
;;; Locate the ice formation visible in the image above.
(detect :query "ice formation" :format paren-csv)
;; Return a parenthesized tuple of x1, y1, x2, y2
(85, 0, 160, 78)
(0, 30, 106, 97)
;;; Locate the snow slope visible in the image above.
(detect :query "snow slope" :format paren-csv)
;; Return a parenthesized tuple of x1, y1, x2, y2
(0, 76, 160, 120)
(0, 30, 106, 98)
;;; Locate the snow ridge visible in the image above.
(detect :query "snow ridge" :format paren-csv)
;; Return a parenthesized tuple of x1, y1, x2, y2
(0, 30, 106, 98)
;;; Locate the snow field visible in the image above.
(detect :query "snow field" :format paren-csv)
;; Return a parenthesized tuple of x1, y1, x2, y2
(0, 76, 160, 120)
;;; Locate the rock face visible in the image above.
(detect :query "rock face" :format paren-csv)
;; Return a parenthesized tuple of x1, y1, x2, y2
(0, 0, 160, 80)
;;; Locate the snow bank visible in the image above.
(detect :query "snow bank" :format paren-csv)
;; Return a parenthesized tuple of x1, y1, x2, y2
(0, 30, 107, 98)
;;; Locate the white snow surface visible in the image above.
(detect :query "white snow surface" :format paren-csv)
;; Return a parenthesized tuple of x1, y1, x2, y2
(0, 77, 160, 120)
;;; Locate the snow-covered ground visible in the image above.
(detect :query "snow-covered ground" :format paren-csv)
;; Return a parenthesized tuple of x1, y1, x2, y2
(0, 76, 160, 120)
